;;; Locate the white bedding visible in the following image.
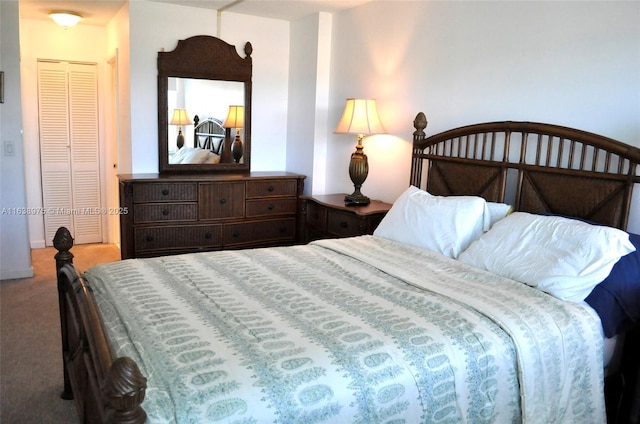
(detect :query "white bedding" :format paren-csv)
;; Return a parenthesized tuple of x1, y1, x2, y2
(86, 235, 605, 423)
(169, 147, 221, 164)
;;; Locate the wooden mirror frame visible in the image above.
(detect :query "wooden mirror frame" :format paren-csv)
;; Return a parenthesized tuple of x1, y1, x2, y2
(158, 35, 253, 173)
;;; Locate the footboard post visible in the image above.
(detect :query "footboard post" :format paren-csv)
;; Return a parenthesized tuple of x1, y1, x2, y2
(53, 227, 74, 400)
(104, 357, 147, 424)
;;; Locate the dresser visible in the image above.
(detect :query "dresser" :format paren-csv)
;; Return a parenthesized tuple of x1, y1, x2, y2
(118, 172, 305, 259)
(298, 194, 392, 244)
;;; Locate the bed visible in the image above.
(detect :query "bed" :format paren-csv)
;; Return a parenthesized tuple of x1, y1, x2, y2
(54, 113, 640, 423)
(168, 116, 227, 165)
(193, 115, 226, 156)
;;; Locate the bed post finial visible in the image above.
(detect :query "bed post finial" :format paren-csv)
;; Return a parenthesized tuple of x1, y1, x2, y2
(413, 112, 428, 137)
(53, 227, 74, 272)
(104, 356, 148, 424)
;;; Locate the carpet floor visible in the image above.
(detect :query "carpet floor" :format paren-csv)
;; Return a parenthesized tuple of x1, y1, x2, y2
(1, 243, 120, 423)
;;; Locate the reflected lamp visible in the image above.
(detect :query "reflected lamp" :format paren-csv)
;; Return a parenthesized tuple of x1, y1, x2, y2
(170, 108, 192, 149)
(334, 98, 386, 206)
(223, 105, 245, 163)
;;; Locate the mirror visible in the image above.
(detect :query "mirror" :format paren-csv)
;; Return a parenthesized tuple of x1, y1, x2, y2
(158, 35, 252, 173)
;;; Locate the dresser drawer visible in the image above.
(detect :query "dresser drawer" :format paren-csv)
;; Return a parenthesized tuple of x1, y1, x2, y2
(135, 225, 222, 252)
(327, 210, 363, 237)
(133, 183, 197, 203)
(246, 198, 297, 218)
(246, 180, 298, 198)
(199, 182, 245, 220)
(224, 218, 295, 246)
(133, 203, 197, 224)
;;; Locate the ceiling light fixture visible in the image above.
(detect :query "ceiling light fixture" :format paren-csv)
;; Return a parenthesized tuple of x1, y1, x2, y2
(49, 11, 83, 28)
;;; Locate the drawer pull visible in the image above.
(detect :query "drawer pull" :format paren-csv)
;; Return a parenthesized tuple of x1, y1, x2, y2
(268, 186, 274, 192)
(268, 204, 275, 211)
(233, 231, 240, 238)
(162, 209, 169, 216)
(161, 189, 169, 196)
(204, 232, 212, 239)
(279, 226, 287, 233)
(340, 221, 349, 229)
(220, 198, 227, 205)
(145, 235, 154, 242)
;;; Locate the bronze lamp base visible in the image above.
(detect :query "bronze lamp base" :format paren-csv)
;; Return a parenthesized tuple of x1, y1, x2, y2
(345, 135, 370, 206)
(345, 192, 370, 206)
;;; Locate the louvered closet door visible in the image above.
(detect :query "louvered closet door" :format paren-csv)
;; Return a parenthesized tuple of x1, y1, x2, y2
(38, 61, 102, 246)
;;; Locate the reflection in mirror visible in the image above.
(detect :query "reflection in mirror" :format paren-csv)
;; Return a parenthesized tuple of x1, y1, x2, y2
(167, 78, 244, 164)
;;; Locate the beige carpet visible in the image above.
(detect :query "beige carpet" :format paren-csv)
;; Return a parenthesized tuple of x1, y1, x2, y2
(1, 243, 120, 423)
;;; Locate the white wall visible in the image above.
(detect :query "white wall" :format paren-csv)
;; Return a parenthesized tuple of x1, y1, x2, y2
(219, 12, 291, 172)
(107, 3, 131, 174)
(322, 1, 640, 232)
(127, 1, 218, 173)
(125, 4, 291, 173)
(0, 0, 33, 279)
(104, 3, 130, 245)
(286, 12, 332, 194)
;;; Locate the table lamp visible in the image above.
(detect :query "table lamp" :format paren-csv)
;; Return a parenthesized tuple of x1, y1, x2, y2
(170, 108, 192, 149)
(223, 105, 245, 163)
(335, 98, 386, 206)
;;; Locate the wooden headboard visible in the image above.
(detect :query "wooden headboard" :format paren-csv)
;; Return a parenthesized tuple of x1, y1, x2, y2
(410, 112, 640, 230)
(193, 115, 227, 155)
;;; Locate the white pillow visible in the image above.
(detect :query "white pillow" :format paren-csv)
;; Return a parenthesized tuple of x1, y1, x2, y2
(181, 148, 213, 164)
(204, 153, 221, 164)
(458, 212, 636, 302)
(373, 186, 490, 258)
(486, 202, 513, 228)
(168, 148, 188, 164)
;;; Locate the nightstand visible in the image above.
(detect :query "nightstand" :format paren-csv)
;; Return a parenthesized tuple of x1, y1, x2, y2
(298, 194, 393, 244)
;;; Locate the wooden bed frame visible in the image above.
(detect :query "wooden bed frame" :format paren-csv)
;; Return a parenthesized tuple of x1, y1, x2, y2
(193, 115, 227, 156)
(55, 113, 640, 423)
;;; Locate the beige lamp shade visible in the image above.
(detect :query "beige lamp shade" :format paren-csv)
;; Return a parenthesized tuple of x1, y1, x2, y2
(49, 12, 83, 28)
(335, 98, 386, 135)
(170, 108, 193, 126)
(222, 105, 245, 129)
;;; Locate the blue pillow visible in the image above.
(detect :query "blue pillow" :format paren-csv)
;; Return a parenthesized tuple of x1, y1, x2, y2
(585, 231, 640, 337)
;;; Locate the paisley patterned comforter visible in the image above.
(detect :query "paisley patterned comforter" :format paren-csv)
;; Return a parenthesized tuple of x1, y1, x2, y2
(86, 235, 605, 423)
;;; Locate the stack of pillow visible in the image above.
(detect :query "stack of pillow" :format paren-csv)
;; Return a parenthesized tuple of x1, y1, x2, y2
(373, 185, 639, 337)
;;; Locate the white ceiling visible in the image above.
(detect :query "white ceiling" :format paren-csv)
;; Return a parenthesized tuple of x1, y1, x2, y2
(19, 0, 373, 25)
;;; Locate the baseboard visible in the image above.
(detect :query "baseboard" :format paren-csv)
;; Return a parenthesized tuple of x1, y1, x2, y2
(1, 267, 34, 280)
(30, 240, 46, 249)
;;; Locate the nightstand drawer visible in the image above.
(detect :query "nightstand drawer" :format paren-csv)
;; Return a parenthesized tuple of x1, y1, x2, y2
(246, 180, 298, 198)
(327, 210, 363, 237)
(225, 218, 295, 246)
(305, 201, 327, 232)
(246, 198, 297, 217)
(135, 225, 222, 251)
(134, 203, 197, 223)
(298, 194, 392, 244)
(133, 183, 197, 203)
